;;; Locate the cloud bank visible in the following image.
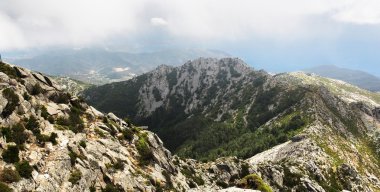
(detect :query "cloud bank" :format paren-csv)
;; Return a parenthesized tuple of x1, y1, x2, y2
(1, 0, 380, 51)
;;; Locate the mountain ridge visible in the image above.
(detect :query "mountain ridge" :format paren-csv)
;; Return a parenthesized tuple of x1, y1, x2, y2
(303, 64, 380, 92)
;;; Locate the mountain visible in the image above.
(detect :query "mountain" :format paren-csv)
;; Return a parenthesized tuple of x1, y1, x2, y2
(0, 60, 281, 191)
(84, 57, 380, 191)
(3, 59, 380, 191)
(304, 65, 380, 92)
(9, 48, 229, 85)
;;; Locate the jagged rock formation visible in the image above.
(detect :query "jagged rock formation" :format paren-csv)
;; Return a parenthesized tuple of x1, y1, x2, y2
(84, 58, 380, 191)
(0, 61, 202, 191)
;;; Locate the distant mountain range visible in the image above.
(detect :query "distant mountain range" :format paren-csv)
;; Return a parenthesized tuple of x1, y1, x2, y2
(303, 65, 380, 92)
(9, 48, 229, 85)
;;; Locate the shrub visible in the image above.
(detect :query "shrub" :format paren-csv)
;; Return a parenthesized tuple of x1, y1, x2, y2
(30, 83, 44, 95)
(49, 133, 58, 145)
(1, 123, 28, 146)
(89, 186, 96, 192)
(2, 88, 19, 118)
(95, 128, 106, 138)
(25, 116, 40, 134)
(68, 148, 79, 166)
(238, 174, 272, 192)
(15, 161, 33, 178)
(56, 117, 70, 126)
(0, 168, 21, 183)
(0, 181, 13, 192)
(22, 92, 31, 101)
(79, 140, 86, 148)
(68, 107, 85, 133)
(10, 123, 28, 145)
(68, 169, 82, 184)
(40, 106, 49, 120)
(113, 159, 124, 170)
(49, 92, 71, 104)
(2, 145, 20, 163)
(136, 134, 153, 165)
(216, 180, 229, 188)
(0, 62, 17, 79)
(122, 129, 134, 141)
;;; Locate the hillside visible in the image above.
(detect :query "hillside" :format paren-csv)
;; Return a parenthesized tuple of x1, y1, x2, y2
(10, 48, 229, 85)
(2, 59, 380, 191)
(84, 58, 380, 191)
(303, 65, 380, 92)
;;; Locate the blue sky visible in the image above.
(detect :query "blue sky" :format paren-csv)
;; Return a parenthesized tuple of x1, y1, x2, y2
(1, 0, 380, 76)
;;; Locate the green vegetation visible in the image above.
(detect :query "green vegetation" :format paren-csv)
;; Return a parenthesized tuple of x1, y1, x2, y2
(68, 147, 80, 166)
(176, 110, 308, 160)
(2, 88, 20, 118)
(15, 161, 33, 178)
(180, 166, 204, 186)
(121, 128, 134, 141)
(102, 183, 123, 192)
(0, 62, 18, 79)
(95, 128, 106, 138)
(0, 181, 13, 192)
(2, 145, 20, 163)
(49, 92, 71, 104)
(30, 83, 44, 95)
(135, 133, 154, 165)
(0, 168, 21, 183)
(1, 123, 28, 146)
(68, 107, 85, 133)
(56, 106, 85, 133)
(40, 106, 49, 120)
(22, 92, 31, 101)
(79, 140, 87, 148)
(68, 169, 82, 184)
(238, 174, 272, 192)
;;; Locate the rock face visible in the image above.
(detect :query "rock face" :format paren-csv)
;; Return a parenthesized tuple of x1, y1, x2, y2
(0, 61, 195, 191)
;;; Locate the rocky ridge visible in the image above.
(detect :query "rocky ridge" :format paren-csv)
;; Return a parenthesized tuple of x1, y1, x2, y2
(84, 57, 380, 191)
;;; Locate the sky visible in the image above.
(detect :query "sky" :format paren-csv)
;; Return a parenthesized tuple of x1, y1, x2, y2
(1, 0, 380, 76)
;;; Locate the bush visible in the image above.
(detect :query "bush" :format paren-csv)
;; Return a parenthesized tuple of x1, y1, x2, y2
(0, 181, 13, 192)
(113, 159, 124, 170)
(68, 107, 85, 133)
(30, 83, 44, 95)
(79, 140, 86, 148)
(49, 92, 71, 104)
(1, 123, 28, 146)
(238, 174, 272, 192)
(0, 168, 21, 183)
(49, 133, 58, 145)
(22, 92, 31, 101)
(0, 62, 17, 79)
(25, 116, 40, 134)
(2, 88, 19, 118)
(10, 124, 28, 145)
(68, 148, 79, 166)
(122, 129, 134, 141)
(15, 161, 33, 178)
(40, 106, 49, 120)
(136, 134, 153, 165)
(2, 145, 20, 163)
(68, 169, 82, 184)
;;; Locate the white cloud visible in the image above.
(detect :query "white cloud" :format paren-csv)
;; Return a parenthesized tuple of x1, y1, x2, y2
(113, 67, 130, 72)
(150, 17, 168, 26)
(1, 0, 380, 50)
